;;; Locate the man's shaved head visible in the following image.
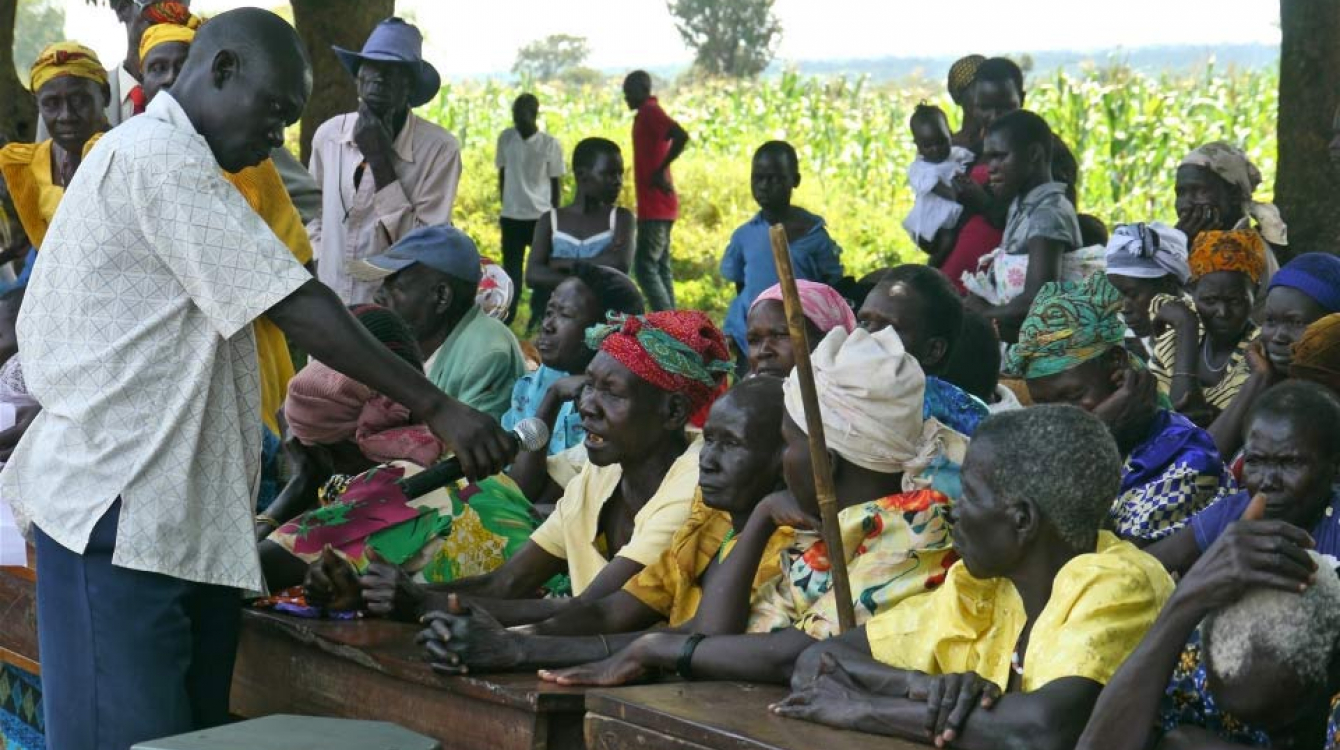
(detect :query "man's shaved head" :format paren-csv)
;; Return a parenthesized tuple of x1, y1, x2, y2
(171, 7, 311, 173)
(186, 7, 308, 78)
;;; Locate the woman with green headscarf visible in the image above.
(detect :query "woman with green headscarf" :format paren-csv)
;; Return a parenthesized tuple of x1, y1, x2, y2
(1004, 273, 1235, 543)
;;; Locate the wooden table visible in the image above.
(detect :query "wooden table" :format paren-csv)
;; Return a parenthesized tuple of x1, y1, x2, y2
(0, 557, 38, 674)
(586, 682, 926, 750)
(231, 609, 589, 750)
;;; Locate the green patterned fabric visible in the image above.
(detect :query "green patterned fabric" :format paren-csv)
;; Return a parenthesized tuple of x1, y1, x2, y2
(1005, 273, 1126, 380)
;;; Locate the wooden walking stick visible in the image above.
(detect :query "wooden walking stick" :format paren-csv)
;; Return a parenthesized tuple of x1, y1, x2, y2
(767, 224, 857, 633)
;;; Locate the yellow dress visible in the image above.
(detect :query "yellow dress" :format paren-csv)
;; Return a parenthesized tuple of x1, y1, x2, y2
(224, 159, 313, 434)
(0, 138, 87, 249)
(622, 493, 795, 627)
(866, 531, 1173, 692)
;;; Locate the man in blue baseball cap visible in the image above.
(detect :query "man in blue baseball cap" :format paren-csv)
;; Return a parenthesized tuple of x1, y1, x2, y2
(360, 225, 526, 419)
(307, 17, 463, 305)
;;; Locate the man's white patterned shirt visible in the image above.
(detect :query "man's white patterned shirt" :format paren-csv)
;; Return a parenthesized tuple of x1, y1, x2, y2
(1, 93, 311, 591)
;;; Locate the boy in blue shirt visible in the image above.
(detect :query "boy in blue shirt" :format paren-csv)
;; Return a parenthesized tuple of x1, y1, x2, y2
(721, 141, 843, 373)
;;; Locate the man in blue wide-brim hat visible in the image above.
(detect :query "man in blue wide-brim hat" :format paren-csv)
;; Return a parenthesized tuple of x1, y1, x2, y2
(306, 16, 464, 305)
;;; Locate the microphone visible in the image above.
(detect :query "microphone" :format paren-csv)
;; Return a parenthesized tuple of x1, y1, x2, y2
(396, 417, 550, 499)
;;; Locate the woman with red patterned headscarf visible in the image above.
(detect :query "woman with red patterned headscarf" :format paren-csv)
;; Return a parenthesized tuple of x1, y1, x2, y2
(359, 309, 733, 627)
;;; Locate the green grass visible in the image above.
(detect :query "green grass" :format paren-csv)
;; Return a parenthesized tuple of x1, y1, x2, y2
(413, 64, 1279, 328)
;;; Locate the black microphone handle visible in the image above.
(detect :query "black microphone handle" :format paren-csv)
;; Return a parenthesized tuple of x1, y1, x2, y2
(395, 431, 520, 499)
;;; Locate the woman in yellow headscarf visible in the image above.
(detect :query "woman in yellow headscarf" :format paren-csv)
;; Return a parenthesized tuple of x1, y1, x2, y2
(140, 13, 314, 437)
(0, 42, 109, 251)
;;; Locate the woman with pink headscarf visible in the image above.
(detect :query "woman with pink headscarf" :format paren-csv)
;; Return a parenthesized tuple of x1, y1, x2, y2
(743, 279, 857, 378)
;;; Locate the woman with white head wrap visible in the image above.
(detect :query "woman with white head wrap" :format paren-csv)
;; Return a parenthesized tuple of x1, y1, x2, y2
(1105, 222, 1191, 352)
(783, 326, 967, 494)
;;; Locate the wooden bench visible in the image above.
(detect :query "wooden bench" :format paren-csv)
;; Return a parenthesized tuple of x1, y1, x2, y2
(232, 609, 590, 750)
(586, 682, 926, 750)
(0, 556, 38, 674)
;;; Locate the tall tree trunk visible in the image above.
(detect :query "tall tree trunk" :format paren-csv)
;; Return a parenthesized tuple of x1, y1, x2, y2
(0, 0, 36, 143)
(290, 0, 394, 164)
(1276, 0, 1340, 257)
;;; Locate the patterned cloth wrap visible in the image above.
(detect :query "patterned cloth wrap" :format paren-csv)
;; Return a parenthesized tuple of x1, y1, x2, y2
(475, 258, 514, 320)
(585, 310, 733, 425)
(264, 464, 537, 593)
(947, 55, 986, 104)
(1004, 274, 1224, 541)
(747, 489, 959, 640)
(1160, 625, 1272, 746)
(137, 5, 201, 63)
(1180, 142, 1287, 247)
(1188, 229, 1267, 285)
(961, 243, 1107, 306)
(141, 0, 195, 26)
(1293, 314, 1340, 393)
(750, 279, 857, 335)
(28, 41, 106, 92)
(1115, 409, 1235, 542)
(1004, 272, 1126, 380)
(1104, 222, 1190, 283)
(923, 375, 990, 437)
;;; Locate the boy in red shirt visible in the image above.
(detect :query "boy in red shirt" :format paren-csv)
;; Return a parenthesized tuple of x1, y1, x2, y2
(623, 70, 690, 311)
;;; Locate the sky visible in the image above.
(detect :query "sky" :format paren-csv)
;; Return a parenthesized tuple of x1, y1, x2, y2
(56, 0, 1280, 77)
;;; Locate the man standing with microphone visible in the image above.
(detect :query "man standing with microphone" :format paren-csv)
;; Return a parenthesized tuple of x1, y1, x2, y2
(0, 9, 512, 750)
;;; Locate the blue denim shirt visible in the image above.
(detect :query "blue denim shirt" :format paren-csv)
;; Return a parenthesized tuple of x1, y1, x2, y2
(501, 365, 584, 456)
(720, 210, 843, 354)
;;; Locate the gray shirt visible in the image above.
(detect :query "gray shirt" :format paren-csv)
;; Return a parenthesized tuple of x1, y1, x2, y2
(1001, 181, 1081, 256)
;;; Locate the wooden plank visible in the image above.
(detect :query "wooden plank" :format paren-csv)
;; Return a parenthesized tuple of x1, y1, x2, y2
(586, 682, 924, 750)
(588, 715, 718, 750)
(232, 609, 587, 750)
(0, 564, 38, 672)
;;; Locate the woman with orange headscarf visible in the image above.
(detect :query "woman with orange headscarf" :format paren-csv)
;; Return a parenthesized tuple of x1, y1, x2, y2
(1149, 229, 1266, 427)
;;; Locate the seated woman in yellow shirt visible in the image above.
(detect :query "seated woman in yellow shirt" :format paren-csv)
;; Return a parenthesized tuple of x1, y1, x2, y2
(362, 310, 732, 627)
(403, 375, 791, 672)
(773, 405, 1174, 750)
(0, 42, 109, 253)
(136, 17, 313, 437)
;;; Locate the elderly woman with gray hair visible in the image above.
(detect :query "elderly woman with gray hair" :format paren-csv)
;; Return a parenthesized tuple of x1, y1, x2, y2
(1077, 505, 1340, 750)
(772, 406, 1174, 750)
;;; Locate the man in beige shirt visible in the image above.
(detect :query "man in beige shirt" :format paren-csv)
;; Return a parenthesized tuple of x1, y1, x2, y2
(307, 17, 462, 304)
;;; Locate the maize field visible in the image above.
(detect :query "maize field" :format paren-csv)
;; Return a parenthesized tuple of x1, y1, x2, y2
(419, 64, 1279, 326)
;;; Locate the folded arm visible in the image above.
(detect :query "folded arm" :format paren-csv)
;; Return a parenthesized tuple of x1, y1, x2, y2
(528, 589, 664, 637)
